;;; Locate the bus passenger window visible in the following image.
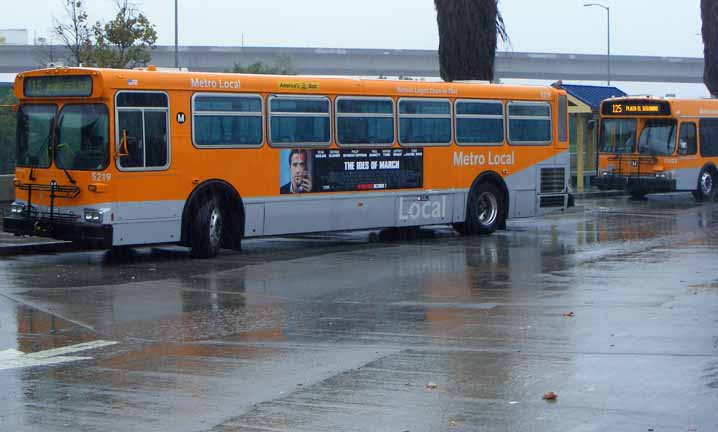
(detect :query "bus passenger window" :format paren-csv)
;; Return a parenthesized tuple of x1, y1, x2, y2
(678, 123, 697, 155)
(269, 96, 331, 147)
(192, 94, 263, 147)
(145, 111, 168, 167)
(398, 98, 452, 146)
(336, 98, 394, 146)
(455, 100, 504, 145)
(508, 102, 552, 145)
(700, 118, 718, 157)
(118, 111, 144, 168)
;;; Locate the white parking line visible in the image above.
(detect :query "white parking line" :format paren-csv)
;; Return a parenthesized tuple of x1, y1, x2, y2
(0, 340, 118, 371)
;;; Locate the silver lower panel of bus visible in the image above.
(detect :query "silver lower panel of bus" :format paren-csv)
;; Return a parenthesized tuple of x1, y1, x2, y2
(10, 153, 570, 246)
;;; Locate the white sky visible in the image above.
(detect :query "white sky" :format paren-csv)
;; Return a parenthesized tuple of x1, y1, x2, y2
(1, 0, 709, 96)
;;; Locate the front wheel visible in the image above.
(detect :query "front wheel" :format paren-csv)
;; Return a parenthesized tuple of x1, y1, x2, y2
(465, 183, 506, 235)
(190, 199, 223, 259)
(696, 167, 716, 201)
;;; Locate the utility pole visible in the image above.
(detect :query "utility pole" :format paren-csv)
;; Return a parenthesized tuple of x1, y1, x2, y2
(174, 0, 179, 68)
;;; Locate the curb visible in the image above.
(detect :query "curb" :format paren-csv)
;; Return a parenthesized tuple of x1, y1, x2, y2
(574, 190, 626, 199)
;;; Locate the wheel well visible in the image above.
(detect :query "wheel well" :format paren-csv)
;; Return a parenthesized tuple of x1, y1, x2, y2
(181, 180, 244, 249)
(702, 163, 717, 175)
(470, 171, 510, 217)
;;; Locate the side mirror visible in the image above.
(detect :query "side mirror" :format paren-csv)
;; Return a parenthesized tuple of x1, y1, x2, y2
(587, 120, 596, 131)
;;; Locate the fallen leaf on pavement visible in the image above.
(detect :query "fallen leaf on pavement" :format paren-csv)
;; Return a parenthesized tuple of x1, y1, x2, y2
(542, 392, 558, 401)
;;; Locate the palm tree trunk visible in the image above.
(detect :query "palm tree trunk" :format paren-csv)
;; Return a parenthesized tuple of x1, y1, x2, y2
(434, 0, 507, 82)
(703, 0, 718, 97)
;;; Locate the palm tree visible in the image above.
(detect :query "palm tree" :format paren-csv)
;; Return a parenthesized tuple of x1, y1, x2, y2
(703, 0, 718, 97)
(434, 0, 508, 82)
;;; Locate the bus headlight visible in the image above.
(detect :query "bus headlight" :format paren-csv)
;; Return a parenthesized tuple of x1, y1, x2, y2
(10, 203, 25, 215)
(84, 208, 102, 223)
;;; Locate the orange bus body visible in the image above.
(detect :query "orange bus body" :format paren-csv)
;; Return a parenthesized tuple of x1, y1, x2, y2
(4, 68, 571, 257)
(596, 96, 718, 199)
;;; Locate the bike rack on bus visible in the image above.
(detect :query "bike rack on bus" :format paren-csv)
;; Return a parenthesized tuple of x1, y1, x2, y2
(607, 154, 657, 178)
(16, 182, 81, 228)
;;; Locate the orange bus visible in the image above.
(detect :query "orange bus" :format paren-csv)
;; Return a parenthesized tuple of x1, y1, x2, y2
(3, 67, 571, 257)
(595, 96, 718, 200)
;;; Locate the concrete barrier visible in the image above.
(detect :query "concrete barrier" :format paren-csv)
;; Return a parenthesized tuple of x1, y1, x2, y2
(0, 174, 14, 202)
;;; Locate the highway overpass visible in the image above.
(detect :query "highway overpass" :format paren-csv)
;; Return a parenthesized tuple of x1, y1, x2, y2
(0, 45, 705, 84)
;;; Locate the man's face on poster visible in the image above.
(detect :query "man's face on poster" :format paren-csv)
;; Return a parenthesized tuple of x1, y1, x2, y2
(290, 152, 308, 191)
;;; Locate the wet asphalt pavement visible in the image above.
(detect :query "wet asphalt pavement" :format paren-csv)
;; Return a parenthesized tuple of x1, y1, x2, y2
(0, 194, 717, 431)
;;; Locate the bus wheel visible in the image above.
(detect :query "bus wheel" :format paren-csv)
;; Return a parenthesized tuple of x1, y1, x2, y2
(466, 183, 505, 235)
(629, 191, 647, 200)
(190, 199, 223, 258)
(452, 223, 467, 236)
(696, 167, 716, 201)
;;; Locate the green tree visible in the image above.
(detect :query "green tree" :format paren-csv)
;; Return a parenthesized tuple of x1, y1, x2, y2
(0, 88, 17, 175)
(53, 0, 93, 66)
(90, 0, 158, 68)
(434, 0, 508, 82)
(231, 54, 296, 75)
(53, 0, 157, 69)
(703, 0, 718, 97)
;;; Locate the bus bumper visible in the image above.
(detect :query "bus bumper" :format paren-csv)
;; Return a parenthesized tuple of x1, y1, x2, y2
(626, 177, 676, 195)
(3, 216, 113, 248)
(593, 174, 628, 191)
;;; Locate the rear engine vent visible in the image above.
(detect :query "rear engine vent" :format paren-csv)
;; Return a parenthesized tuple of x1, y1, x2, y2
(540, 195, 566, 208)
(541, 168, 565, 194)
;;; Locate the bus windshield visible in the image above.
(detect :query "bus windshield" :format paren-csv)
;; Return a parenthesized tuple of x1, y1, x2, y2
(638, 119, 677, 156)
(55, 104, 110, 171)
(16, 104, 56, 168)
(600, 119, 637, 154)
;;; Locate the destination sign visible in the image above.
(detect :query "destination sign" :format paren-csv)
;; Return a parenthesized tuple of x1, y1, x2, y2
(24, 75, 93, 98)
(602, 100, 671, 116)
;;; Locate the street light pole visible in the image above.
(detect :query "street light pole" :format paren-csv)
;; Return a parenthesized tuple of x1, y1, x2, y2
(174, 0, 179, 68)
(584, 3, 611, 86)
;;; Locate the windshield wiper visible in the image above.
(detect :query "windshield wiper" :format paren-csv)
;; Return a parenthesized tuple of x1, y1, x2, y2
(57, 161, 76, 184)
(52, 116, 76, 185)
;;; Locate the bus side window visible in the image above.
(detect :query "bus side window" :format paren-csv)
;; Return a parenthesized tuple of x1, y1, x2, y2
(700, 118, 718, 157)
(118, 110, 144, 168)
(507, 101, 552, 145)
(145, 111, 168, 167)
(678, 122, 697, 156)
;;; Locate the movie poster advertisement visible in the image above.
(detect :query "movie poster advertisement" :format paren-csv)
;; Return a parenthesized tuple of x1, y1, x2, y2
(279, 148, 423, 194)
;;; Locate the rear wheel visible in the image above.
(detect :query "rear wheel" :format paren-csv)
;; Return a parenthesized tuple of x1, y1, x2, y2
(465, 183, 505, 235)
(629, 191, 647, 200)
(696, 167, 716, 201)
(190, 198, 223, 259)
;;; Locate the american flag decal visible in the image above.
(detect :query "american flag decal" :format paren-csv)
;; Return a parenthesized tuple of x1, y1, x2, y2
(128, 79, 138, 86)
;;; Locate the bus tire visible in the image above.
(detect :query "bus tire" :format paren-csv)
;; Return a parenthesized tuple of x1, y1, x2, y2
(452, 222, 467, 236)
(190, 198, 223, 259)
(696, 167, 716, 201)
(629, 191, 647, 200)
(465, 182, 505, 235)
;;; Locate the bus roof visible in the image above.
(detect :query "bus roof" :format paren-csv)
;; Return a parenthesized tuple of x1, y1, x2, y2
(16, 67, 564, 101)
